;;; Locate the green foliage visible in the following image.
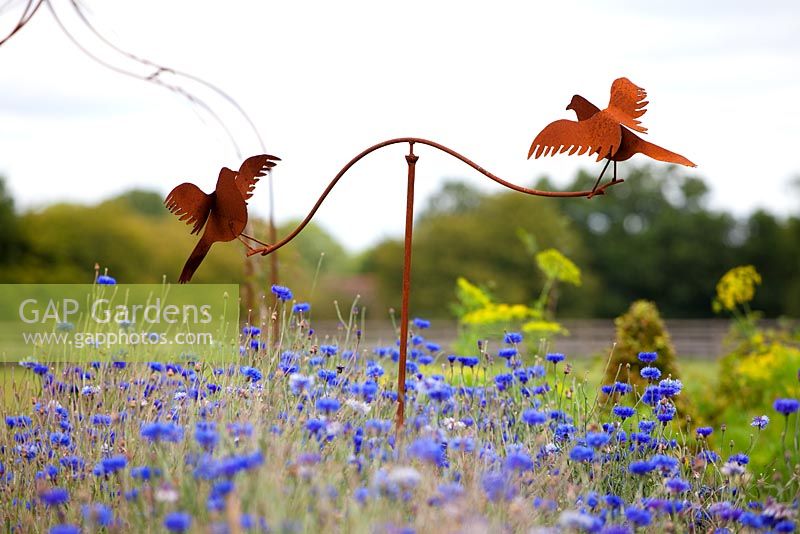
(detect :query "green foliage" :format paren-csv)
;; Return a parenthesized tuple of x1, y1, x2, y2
(605, 300, 681, 386)
(451, 276, 541, 354)
(0, 176, 25, 266)
(702, 269, 800, 479)
(362, 180, 588, 317)
(0, 189, 357, 318)
(555, 166, 744, 318)
(450, 242, 573, 355)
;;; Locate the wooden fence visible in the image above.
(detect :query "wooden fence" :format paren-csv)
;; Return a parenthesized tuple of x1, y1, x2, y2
(308, 319, 792, 360)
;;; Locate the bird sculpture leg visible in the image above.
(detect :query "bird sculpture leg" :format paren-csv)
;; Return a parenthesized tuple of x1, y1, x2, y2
(240, 233, 271, 247)
(588, 159, 612, 199)
(237, 235, 259, 253)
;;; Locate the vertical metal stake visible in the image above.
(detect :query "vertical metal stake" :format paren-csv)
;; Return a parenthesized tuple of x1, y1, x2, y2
(396, 142, 418, 431)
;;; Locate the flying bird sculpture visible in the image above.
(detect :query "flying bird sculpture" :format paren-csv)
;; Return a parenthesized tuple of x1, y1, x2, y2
(529, 78, 695, 196)
(165, 154, 280, 283)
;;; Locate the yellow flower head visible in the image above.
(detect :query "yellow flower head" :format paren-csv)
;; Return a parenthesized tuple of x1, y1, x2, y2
(714, 265, 761, 312)
(535, 249, 582, 286)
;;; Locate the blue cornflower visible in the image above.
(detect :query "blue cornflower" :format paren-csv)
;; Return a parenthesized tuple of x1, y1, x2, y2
(242, 325, 261, 336)
(751, 415, 769, 429)
(292, 302, 311, 313)
(638, 420, 656, 434)
(131, 466, 160, 480)
(240, 366, 263, 382)
(729, 453, 749, 465)
(642, 386, 661, 406)
(522, 409, 547, 425)
(316, 397, 340, 413)
(423, 342, 440, 354)
(739, 512, 764, 529)
(638, 352, 657, 363)
(49, 526, 80, 534)
(625, 507, 652, 527)
(418, 354, 434, 365)
(82, 503, 114, 526)
(640, 366, 662, 381)
(93, 455, 127, 476)
(482, 472, 515, 502)
(289, 374, 314, 395)
(164, 511, 192, 533)
(270, 285, 293, 301)
(696, 426, 713, 437)
(545, 353, 565, 364)
(655, 402, 677, 423)
(774, 398, 800, 416)
(613, 406, 635, 419)
(97, 274, 116, 285)
(458, 356, 480, 367)
(140, 422, 184, 443)
(599, 526, 633, 534)
(407, 438, 445, 466)
(605, 494, 624, 509)
(41, 487, 69, 506)
(569, 445, 594, 462)
(50, 432, 71, 447)
(320, 345, 338, 356)
(413, 317, 431, 329)
(504, 332, 523, 344)
(195, 422, 218, 449)
(658, 378, 683, 397)
(698, 449, 719, 463)
(602, 382, 632, 395)
(91, 414, 112, 426)
(629, 460, 655, 475)
(651, 454, 678, 472)
(494, 373, 513, 391)
(586, 432, 610, 449)
(498, 348, 517, 359)
(665, 477, 691, 493)
(504, 451, 533, 472)
(5, 415, 32, 428)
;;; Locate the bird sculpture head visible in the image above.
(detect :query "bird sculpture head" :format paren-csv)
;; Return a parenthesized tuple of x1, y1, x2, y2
(565, 94, 581, 111)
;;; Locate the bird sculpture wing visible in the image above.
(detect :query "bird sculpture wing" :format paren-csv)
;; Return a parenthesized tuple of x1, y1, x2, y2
(528, 113, 622, 162)
(165, 183, 214, 235)
(234, 154, 281, 201)
(604, 77, 649, 133)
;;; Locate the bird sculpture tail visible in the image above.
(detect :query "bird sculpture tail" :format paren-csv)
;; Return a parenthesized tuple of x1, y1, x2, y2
(639, 138, 696, 167)
(179, 238, 212, 283)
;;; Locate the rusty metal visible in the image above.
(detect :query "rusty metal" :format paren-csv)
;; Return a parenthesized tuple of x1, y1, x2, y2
(239, 137, 624, 429)
(529, 78, 695, 195)
(567, 94, 696, 166)
(395, 143, 418, 430)
(165, 155, 280, 283)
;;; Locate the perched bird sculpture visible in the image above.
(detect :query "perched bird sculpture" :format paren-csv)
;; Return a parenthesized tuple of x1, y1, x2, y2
(165, 154, 280, 283)
(529, 78, 695, 196)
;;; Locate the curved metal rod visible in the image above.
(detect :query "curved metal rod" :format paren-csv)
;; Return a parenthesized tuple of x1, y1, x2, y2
(0, 0, 43, 46)
(248, 137, 623, 257)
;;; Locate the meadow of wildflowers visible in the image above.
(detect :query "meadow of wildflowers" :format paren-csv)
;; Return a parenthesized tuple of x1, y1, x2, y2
(1, 284, 798, 533)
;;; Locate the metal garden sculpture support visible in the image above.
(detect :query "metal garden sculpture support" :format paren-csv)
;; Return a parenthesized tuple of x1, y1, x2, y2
(167, 77, 695, 429)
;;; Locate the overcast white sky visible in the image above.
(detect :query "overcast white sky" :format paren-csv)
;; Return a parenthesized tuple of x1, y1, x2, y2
(1, 0, 799, 251)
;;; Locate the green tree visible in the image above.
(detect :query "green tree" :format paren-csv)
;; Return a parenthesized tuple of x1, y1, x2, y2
(0, 176, 25, 268)
(361, 180, 588, 316)
(554, 165, 740, 317)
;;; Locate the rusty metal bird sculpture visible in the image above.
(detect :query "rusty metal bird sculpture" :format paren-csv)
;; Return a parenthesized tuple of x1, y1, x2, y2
(165, 154, 280, 283)
(529, 78, 695, 196)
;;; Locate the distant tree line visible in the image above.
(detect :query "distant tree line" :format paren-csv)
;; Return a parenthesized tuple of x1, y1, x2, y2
(0, 165, 797, 318)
